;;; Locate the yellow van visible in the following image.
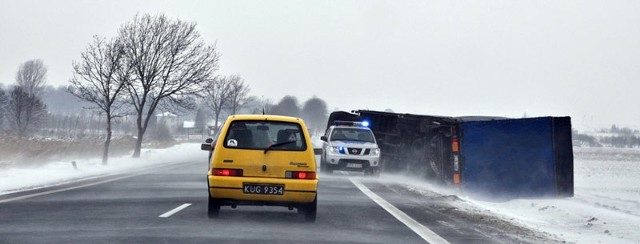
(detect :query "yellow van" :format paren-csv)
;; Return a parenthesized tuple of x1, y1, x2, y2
(201, 115, 319, 221)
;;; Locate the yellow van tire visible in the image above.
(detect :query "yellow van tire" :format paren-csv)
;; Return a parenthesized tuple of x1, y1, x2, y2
(208, 195, 221, 218)
(302, 196, 317, 222)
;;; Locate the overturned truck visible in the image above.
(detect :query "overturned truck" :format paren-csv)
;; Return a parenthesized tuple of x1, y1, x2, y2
(329, 110, 574, 199)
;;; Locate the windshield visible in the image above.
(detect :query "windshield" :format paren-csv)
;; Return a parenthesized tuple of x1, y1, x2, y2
(223, 120, 306, 151)
(330, 128, 375, 143)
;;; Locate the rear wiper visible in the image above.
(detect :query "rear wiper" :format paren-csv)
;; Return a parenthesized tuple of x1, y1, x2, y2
(264, 141, 296, 154)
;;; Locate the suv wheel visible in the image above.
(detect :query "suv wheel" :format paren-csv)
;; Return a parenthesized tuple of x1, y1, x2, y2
(373, 168, 381, 177)
(365, 168, 380, 177)
(321, 154, 332, 174)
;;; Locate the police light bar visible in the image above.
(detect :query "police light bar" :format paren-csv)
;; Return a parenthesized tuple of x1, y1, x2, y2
(333, 120, 370, 127)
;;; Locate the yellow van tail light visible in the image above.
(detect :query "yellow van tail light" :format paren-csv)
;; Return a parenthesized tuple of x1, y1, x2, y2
(212, 168, 244, 176)
(285, 171, 317, 179)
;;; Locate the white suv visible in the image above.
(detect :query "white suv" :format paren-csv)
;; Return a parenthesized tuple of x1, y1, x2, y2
(320, 121, 381, 176)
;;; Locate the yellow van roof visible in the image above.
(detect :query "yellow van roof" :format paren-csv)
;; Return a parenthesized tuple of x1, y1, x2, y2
(228, 114, 302, 123)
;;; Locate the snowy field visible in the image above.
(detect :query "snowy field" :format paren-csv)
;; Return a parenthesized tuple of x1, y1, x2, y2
(1, 144, 639, 243)
(464, 156, 639, 244)
(0, 143, 204, 195)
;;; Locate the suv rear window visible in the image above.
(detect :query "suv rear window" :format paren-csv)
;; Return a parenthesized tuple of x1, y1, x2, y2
(223, 120, 307, 151)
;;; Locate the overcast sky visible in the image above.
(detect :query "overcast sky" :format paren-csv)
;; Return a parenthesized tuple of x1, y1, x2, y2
(1, 0, 639, 131)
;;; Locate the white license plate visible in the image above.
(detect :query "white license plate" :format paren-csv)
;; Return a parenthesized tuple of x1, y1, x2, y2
(243, 184, 284, 195)
(347, 163, 362, 168)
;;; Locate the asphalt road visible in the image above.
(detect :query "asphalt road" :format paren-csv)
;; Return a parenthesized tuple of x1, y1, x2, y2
(0, 161, 559, 244)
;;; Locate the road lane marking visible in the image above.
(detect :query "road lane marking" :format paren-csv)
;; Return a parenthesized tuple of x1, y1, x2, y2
(159, 203, 192, 218)
(0, 174, 140, 204)
(350, 179, 451, 244)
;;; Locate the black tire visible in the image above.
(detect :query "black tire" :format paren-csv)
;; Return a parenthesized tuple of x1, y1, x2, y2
(321, 154, 333, 174)
(364, 168, 380, 177)
(372, 168, 381, 177)
(208, 195, 221, 218)
(364, 168, 373, 176)
(320, 159, 327, 173)
(302, 197, 317, 222)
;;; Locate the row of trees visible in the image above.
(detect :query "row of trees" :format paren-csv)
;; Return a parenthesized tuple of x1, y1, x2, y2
(192, 94, 330, 136)
(2, 13, 330, 166)
(573, 127, 640, 148)
(0, 60, 49, 137)
(603, 124, 639, 135)
(266, 95, 329, 133)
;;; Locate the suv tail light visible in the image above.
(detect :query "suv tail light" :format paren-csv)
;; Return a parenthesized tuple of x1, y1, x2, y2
(285, 171, 316, 179)
(212, 168, 243, 176)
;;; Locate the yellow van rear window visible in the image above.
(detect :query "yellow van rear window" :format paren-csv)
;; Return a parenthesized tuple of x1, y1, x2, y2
(223, 120, 307, 151)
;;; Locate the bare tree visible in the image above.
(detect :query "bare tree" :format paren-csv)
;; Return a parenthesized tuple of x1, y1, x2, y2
(271, 95, 301, 117)
(6, 60, 49, 137)
(68, 35, 129, 165)
(203, 76, 231, 131)
(301, 96, 328, 132)
(119, 14, 220, 157)
(6, 86, 47, 137)
(16, 59, 47, 96)
(224, 74, 250, 115)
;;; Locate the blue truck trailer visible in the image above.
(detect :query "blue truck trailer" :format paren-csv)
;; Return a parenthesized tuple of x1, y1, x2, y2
(328, 110, 574, 199)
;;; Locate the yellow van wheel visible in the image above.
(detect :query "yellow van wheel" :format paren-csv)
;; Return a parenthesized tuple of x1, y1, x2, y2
(208, 195, 221, 218)
(300, 196, 317, 222)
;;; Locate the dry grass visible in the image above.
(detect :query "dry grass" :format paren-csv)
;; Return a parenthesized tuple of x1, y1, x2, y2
(0, 136, 176, 168)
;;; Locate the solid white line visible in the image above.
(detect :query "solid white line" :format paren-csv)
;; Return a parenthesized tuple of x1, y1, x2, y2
(0, 174, 139, 204)
(350, 179, 451, 244)
(159, 203, 192, 218)
(0, 162, 186, 204)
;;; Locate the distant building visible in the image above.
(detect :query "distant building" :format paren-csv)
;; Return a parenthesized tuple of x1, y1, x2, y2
(150, 111, 180, 134)
(183, 121, 195, 129)
(183, 120, 204, 140)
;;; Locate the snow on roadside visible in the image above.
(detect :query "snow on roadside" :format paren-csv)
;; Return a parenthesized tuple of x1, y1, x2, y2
(0, 143, 205, 196)
(459, 156, 640, 244)
(382, 147, 640, 244)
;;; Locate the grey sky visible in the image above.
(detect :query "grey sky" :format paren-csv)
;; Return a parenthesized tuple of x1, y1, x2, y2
(1, 0, 639, 131)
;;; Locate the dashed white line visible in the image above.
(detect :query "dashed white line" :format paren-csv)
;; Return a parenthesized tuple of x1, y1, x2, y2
(350, 178, 451, 244)
(159, 203, 192, 218)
